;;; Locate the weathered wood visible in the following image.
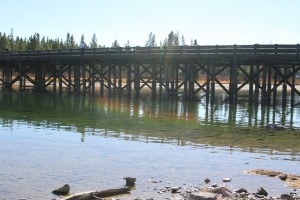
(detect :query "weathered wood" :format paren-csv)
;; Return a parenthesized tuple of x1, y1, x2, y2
(152, 63, 156, 99)
(61, 187, 130, 200)
(261, 64, 267, 106)
(188, 63, 195, 99)
(248, 64, 254, 104)
(126, 64, 131, 96)
(134, 63, 139, 97)
(273, 67, 277, 106)
(282, 64, 287, 107)
(1, 45, 300, 104)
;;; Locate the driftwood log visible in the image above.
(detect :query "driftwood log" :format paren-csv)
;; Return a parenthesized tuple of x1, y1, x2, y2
(62, 187, 130, 200)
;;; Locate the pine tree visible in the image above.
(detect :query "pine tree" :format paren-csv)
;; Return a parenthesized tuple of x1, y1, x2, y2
(80, 34, 86, 48)
(112, 40, 120, 47)
(70, 35, 77, 48)
(181, 35, 185, 46)
(90, 33, 98, 48)
(145, 32, 157, 47)
(65, 33, 71, 48)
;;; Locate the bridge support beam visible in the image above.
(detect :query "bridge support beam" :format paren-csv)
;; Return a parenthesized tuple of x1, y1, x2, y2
(229, 60, 238, 104)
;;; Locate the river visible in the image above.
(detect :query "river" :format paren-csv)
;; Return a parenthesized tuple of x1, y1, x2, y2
(0, 90, 299, 199)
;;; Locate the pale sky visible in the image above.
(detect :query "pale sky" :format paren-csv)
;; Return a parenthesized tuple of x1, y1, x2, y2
(1, 0, 300, 47)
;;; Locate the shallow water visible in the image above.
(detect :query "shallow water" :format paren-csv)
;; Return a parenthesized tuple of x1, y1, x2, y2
(0, 91, 300, 199)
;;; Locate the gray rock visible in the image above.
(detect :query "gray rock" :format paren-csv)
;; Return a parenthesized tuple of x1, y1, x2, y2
(204, 178, 210, 184)
(171, 186, 181, 193)
(256, 187, 268, 196)
(281, 194, 293, 200)
(124, 177, 136, 187)
(279, 174, 288, 181)
(52, 184, 70, 196)
(235, 188, 247, 193)
(189, 191, 217, 200)
(222, 178, 231, 182)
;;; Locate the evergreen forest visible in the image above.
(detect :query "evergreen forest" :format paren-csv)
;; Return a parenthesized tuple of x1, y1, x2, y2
(0, 29, 198, 51)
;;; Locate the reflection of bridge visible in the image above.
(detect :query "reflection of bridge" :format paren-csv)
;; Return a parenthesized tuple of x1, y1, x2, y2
(1, 44, 300, 106)
(0, 92, 299, 154)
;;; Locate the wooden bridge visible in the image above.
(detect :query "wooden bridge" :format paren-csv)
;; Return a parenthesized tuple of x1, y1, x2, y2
(1, 44, 300, 106)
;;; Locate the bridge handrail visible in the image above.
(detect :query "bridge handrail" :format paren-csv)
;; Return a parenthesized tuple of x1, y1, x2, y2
(1, 44, 300, 60)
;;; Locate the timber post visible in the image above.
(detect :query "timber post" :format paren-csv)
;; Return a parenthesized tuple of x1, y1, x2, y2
(210, 61, 216, 103)
(152, 63, 157, 99)
(134, 63, 140, 97)
(126, 64, 131, 96)
(229, 45, 238, 104)
(107, 64, 112, 96)
(248, 64, 254, 104)
(273, 66, 277, 106)
(261, 63, 267, 106)
(188, 63, 195, 99)
(282, 64, 287, 107)
(100, 64, 104, 96)
(291, 65, 295, 106)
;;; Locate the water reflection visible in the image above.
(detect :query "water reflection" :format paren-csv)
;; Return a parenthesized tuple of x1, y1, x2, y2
(0, 91, 300, 155)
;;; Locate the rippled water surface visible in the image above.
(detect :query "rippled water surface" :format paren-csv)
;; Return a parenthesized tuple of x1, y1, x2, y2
(0, 91, 300, 199)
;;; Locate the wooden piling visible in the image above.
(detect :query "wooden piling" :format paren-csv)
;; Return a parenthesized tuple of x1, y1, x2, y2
(210, 61, 216, 103)
(68, 64, 72, 93)
(249, 64, 254, 104)
(74, 64, 80, 94)
(113, 64, 117, 93)
(107, 64, 112, 96)
(58, 62, 62, 94)
(134, 63, 140, 97)
(273, 67, 277, 106)
(229, 59, 238, 104)
(261, 64, 267, 106)
(183, 63, 188, 99)
(188, 63, 195, 99)
(126, 64, 131, 96)
(118, 65, 122, 94)
(206, 64, 210, 102)
(291, 65, 295, 106)
(152, 63, 157, 99)
(267, 64, 272, 105)
(282, 64, 287, 107)
(100, 64, 104, 96)
(254, 65, 260, 105)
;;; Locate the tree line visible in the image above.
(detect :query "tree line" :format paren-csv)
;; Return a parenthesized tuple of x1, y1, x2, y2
(0, 29, 198, 51)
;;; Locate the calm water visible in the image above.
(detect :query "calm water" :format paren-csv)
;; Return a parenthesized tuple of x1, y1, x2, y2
(0, 91, 300, 199)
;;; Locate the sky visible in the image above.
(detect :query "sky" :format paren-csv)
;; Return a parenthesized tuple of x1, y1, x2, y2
(1, 0, 300, 47)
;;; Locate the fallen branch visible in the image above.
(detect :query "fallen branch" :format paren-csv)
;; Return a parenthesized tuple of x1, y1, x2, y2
(62, 187, 130, 200)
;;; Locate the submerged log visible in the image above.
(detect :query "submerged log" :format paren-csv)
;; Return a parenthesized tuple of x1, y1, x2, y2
(62, 187, 130, 200)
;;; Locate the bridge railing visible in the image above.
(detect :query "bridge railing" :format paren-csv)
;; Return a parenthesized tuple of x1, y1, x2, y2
(1, 44, 299, 60)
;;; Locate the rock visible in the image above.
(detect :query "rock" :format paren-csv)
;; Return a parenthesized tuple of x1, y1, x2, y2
(189, 191, 217, 200)
(124, 177, 136, 187)
(281, 194, 293, 200)
(279, 174, 288, 180)
(171, 187, 180, 193)
(212, 186, 233, 198)
(222, 178, 231, 182)
(235, 188, 247, 193)
(52, 184, 70, 196)
(204, 178, 210, 184)
(256, 187, 268, 196)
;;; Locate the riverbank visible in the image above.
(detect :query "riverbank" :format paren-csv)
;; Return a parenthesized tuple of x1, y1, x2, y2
(52, 172, 300, 200)
(51, 169, 300, 200)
